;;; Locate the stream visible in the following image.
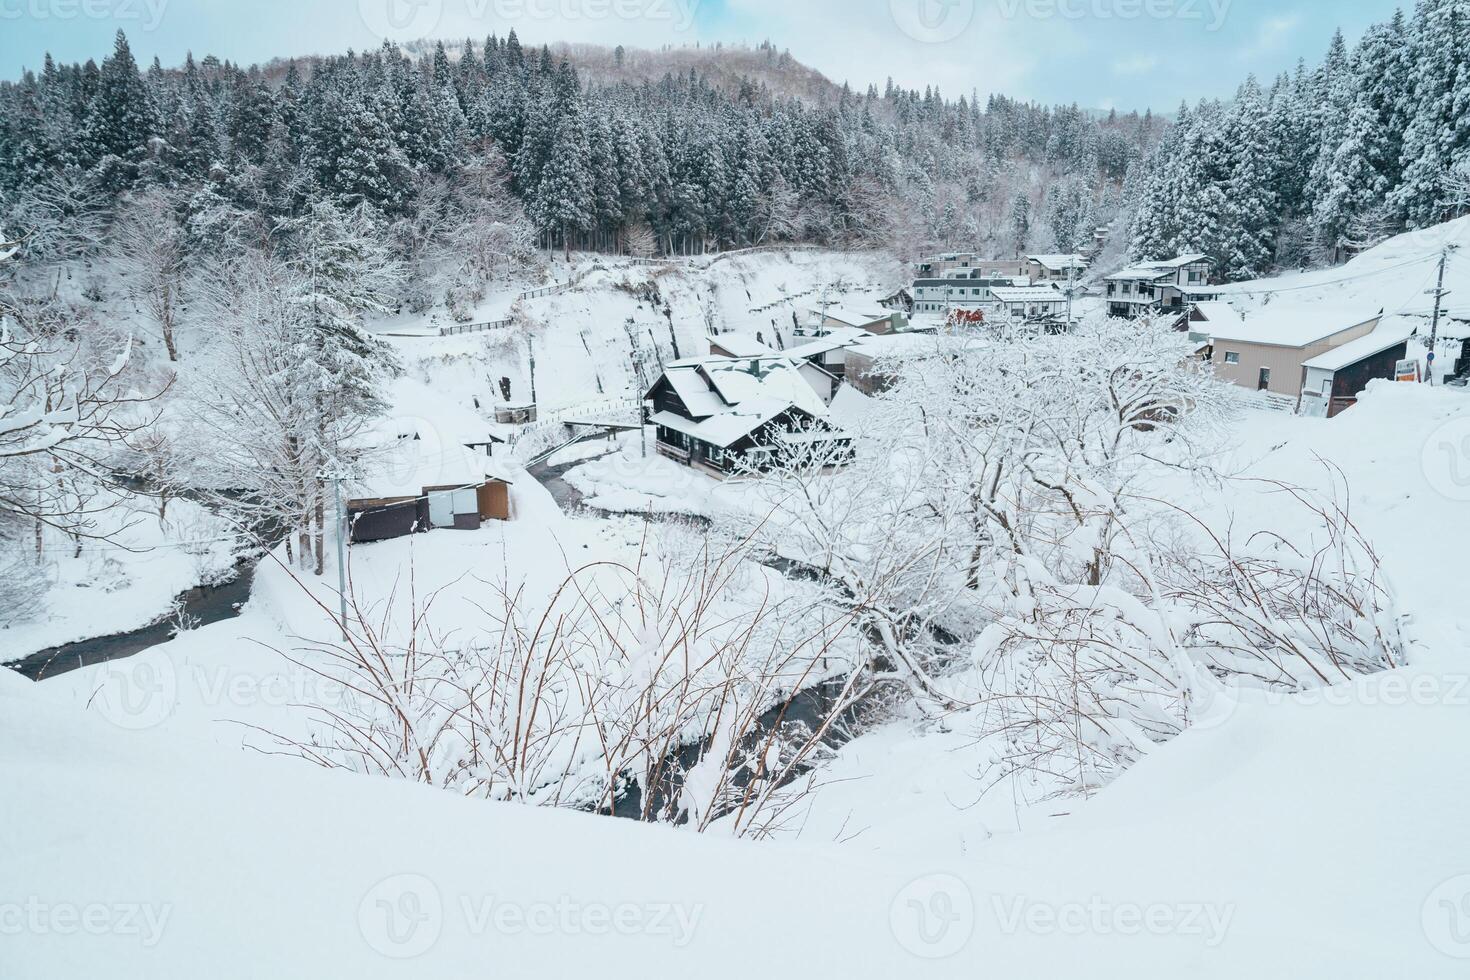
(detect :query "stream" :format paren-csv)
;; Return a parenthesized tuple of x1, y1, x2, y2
(4, 561, 261, 681)
(7, 445, 878, 827)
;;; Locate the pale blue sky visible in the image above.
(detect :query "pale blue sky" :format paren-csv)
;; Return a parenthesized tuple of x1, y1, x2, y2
(0, 0, 1409, 110)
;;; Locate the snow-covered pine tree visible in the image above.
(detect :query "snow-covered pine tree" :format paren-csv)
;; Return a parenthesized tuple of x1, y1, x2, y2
(1392, 0, 1470, 227)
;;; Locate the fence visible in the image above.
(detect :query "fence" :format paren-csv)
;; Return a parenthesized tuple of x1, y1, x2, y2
(509, 397, 641, 462)
(437, 269, 595, 335)
(439, 317, 514, 337)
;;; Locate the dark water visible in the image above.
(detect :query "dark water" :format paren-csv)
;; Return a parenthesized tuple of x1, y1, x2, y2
(607, 678, 869, 824)
(4, 561, 260, 681)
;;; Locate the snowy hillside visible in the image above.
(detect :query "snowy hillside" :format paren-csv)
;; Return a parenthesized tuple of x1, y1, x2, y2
(380, 248, 900, 418)
(7, 385, 1470, 977)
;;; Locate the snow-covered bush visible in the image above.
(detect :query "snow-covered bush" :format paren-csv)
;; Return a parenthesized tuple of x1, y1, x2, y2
(279, 524, 863, 835)
(724, 315, 1407, 801)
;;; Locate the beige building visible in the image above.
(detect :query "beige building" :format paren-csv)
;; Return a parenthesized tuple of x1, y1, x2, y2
(1204, 308, 1382, 397)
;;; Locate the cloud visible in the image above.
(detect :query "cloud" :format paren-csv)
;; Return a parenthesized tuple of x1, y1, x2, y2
(1237, 13, 1303, 60)
(1110, 54, 1159, 76)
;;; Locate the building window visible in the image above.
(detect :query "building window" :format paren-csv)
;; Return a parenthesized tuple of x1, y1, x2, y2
(1223, 351, 1240, 364)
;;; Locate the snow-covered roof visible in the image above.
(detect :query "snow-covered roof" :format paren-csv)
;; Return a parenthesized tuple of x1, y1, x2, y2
(702, 358, 828, 417)
(1303, 321, 1415, 372)
(385, 377, 508, 446)
(849, 332, 937, 358)
(784, 335, 862, 360)
(649, 355, 834, 448)
(820, 307, 893, 328)
(1190, 301, 1244, 328)
(351, 427, 508, 502)
(990, 284, 1067, 304)
(1026, 254, 1088, 271)
(1150, 253, 1209, 268)
(1207, 308, 1381, 348)
(1107, 254, 1209, 281)
(1209, 219, 1470, 344)
(707, 333, 776, 358)
(665, 365, 729, 418)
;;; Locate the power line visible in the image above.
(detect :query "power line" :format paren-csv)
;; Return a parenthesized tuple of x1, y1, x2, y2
(1210, 253, 1442, 298)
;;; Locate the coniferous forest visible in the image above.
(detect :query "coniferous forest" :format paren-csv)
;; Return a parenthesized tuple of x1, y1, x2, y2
(0, 28, 1147, 289)
(2, 2, 1467, 291)
(1129, 0, 1470, 280)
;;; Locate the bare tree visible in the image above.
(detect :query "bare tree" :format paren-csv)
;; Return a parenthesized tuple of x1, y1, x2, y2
(113, 189, 186, 362)
(267, 521, 865, 836)
(0, 308, 159, 550)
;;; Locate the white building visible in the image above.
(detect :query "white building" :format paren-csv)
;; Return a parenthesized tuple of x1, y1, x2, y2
(989, 283, 1071, 321)
(1025, 254, 1088, 282)
(1105, 254, 1217, 318)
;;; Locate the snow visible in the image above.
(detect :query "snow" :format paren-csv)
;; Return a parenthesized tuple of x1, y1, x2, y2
(819, 306, 893, 328)
(1215, 217, 1470, 331)
(663, 365, 728, 418)
(1, 497, 239, 664)
(1302, 320, 1416, 371)
(1026, 253, 1088, 271)
(1204, 305, 1380, 348)
(8, 382, 1470, 976)
(10, 245, 1470, 977)
(989, 284, 1067, 303)
(1190, 301, 1244, 328)
(706, 332, 776, 357)
(564, 443, 724, 516)
(1107, 254, 1206, 280)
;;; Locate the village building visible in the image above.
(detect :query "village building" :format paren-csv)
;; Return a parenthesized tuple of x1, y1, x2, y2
(708, 332, 779, 359)
(840, 333, 937, 396)
(346, 424, 514, 544)
(989, 283, 1071, 323)
(916, 252, 1029, 279)
(1201, 307, 1384, 400)
(643, 356, 851, 476)
(1105, 254, 1218, 318)
(1298, 321, 1414, 417)
(782, 331, 869, 383)
(911, 272, 1029, 315)
(809, 306, 908, 335)
(1025, 254, 1088, 282)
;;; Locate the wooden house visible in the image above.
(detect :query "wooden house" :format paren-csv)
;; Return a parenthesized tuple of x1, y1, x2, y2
(643, 356, 851, 476)
(1300, 322, 1414, 417)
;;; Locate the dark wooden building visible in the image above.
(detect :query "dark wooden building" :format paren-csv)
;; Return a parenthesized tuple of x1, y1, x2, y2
(644, 357, 851, 477)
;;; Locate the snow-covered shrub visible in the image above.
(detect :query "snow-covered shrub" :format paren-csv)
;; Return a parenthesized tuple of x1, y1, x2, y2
(723, 315, 1406, 802)
(279, 524, 863, 834)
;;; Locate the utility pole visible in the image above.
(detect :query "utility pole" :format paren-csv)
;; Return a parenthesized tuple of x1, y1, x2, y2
(1065, 259, 1076, 329)
(1425, 245, 1457, 385)
(328, 472, 348, 642)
